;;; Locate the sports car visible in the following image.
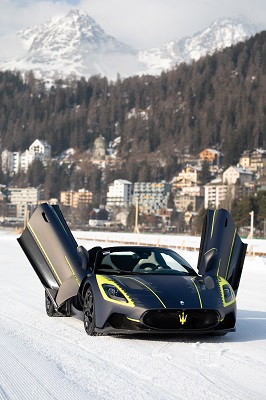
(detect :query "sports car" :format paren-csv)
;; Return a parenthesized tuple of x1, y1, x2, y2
(18, 203, 247, 336)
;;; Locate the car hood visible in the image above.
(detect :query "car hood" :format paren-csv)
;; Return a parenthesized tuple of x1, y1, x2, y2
(102, 274, 208, 309)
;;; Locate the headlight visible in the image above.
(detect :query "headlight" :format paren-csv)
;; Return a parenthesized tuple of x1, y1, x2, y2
(223, 284, 234, 303)
(102, 284, 128, 302)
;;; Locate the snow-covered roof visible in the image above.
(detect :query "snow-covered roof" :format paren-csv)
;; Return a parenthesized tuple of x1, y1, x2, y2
(201, 148, 221, 155)
(225, 166, 253, 175)
(252, 148, 266, 155)
(115, 179, 132, 185)
(30, 138, 51, 148)
(205, 178, 223, 185)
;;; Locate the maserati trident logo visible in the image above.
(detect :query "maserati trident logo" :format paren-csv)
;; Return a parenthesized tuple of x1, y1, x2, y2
(180, 300, 184, 305)
(179, 311, 188, 325)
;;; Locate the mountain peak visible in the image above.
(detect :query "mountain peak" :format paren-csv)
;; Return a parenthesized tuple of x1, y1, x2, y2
(0, 8, 139, 81)
(139, 16, 262, 74)
(0, 11, 263, 81)
(66, 8, 88, 18)
(59, 8, 101, 34)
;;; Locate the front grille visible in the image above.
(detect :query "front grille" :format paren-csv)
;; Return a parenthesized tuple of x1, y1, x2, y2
(142, 309, 220, 330)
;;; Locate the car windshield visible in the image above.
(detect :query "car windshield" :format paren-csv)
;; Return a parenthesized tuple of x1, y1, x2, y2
(95, 247, 195, 276)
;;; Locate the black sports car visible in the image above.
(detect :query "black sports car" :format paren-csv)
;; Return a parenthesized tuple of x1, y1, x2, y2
(18, 203, 247, 336)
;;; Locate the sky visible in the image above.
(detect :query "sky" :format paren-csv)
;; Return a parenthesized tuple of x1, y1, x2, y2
(0, 0, 266, 52)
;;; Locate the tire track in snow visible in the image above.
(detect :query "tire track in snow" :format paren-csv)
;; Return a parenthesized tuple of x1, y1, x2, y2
(0, 309, 179, 400)
(0, 384, 10, 400)
(149, 337, 236, 400)
(192, 340, 264, 400)
(0, 329, 91, 400)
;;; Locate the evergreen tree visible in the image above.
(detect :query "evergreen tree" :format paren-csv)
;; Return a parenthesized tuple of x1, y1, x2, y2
(201, 160, 212, 185)
(28, 159, 45, 187)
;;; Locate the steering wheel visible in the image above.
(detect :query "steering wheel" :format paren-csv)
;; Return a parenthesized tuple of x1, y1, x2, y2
(155, 264, 171, 270)
(133, 262, 157, 272)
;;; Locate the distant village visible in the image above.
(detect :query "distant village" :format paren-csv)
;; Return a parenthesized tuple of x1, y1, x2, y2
(1, 136, 266, 233)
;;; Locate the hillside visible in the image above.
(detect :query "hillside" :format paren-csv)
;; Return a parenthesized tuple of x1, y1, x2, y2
(1, 31, 266, 188)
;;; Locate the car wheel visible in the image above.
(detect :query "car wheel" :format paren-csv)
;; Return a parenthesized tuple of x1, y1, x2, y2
(83, 287, 97, 336)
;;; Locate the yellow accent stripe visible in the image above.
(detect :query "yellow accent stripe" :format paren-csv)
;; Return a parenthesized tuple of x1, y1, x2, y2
(203, 248, 217, 274)
(128, 277, 166, 308)
(127, 317, 140, 323)
(191, 278, 203, 308)
(51, 206, 70, 237)
(204, 247, 217, 255)
(210, 210, 217, 238)
(65, 256, 80, 286)
(217, 258, 221, 276)
(96, 275, 135, 307)
(225, 228, 237, 279)
(28, 222, 62, 284)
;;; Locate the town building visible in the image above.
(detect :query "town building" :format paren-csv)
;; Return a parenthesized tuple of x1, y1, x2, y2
(8, 187, 43, 219)
(223, 166, 253, 185)
(250, 149, 266, 174)
(28, 139, 51, 164)
(114, 210, 129, 227)
(88, 208, 109, 227)
(171, 165, 202, 190)
(199, 148, 222, 165)
(174, 192, 204, 212)
(239, 150, 251, 169)
(1, 151, 21, 174)
(60, 189, 93, 208)
(133, 181, 171, 214)
(204, 180, 230, 209)
(239, 148, 266, 174)
(159, 208, 172, 227)
(1, 139, 51, 174)
(106, 179, 133, 208)
(93, 135, 106, 159)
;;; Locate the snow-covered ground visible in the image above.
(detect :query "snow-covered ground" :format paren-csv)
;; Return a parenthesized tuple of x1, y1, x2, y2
(0, 228, 266, 400)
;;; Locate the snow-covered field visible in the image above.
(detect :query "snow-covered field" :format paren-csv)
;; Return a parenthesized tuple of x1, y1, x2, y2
(0, 228, 266, 400)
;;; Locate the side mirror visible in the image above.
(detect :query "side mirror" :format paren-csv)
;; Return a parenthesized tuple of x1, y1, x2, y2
(204, 275, 215, 289)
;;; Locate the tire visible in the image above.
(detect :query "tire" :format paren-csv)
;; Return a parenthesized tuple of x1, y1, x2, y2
(83, 287, 97, 336)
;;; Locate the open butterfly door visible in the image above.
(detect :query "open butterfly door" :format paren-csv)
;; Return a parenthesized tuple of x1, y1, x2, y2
(197, 209, 247, 294)
(18, 203, 87, 307)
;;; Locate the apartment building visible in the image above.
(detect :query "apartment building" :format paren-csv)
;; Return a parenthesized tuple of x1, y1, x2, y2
(204, 181, 229, 209)
(199, 148, 222, 165)
(8, 187, 42, 219)
(60, 189, 93, 208)
(133, 181, 171, 214)
(174, 192, 204, 212)
(1, 151, 21, 174)
(106, 179, 133, 208)
(239, 148, 266, 173)
(171, 165, 202, 190)
(1, 139, 51, 174)
(223, 166, 253, 185)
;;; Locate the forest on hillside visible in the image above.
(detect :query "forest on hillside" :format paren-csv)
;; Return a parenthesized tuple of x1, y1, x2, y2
(1, 30, 266, 192)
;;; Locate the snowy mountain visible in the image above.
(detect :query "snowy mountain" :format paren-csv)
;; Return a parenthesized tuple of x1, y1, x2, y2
(0, 11, 262, 81)
(0, 9, 143, 81)
(139, 17, 262, 74)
